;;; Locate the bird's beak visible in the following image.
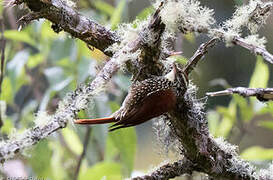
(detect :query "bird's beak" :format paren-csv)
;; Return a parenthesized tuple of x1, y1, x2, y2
(165, 64, 177, 82)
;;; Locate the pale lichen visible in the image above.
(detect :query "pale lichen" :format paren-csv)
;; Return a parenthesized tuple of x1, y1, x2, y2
(34, 111, 52, 127)
(159, 0, 215, 33)
(258, 162, 273, 179)
(243, 34, 267, 49)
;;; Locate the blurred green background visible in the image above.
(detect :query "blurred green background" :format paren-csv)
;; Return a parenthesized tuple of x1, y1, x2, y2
(0, 0, 273, 179)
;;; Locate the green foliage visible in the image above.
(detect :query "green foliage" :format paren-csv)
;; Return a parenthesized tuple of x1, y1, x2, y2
(27, 140, 53, 178)
(111, 0, 127, 29)
(105, 102, 137, 176)
(258, 120, 273, 130)
(1, 77, 13, 103)
(249, 56, 269, 89)
(136, 6, 154, 21)
(1, 4, 137, 178)
(241, 146, 273, 161)
(4, 30, 36, 46)
(93, 0, 115, 16)
(79, 162, 122, 180)
(62, 128, 83, 156)
(208, 55, 273, 163)
(107, 127, 137, 176)
(214, 101, 236, 138)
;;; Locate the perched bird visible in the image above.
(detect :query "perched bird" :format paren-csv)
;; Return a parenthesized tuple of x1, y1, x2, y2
(75, 63, 188, 131)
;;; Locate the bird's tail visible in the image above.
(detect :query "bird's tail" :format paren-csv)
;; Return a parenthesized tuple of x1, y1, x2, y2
(74, 117, 116, 124)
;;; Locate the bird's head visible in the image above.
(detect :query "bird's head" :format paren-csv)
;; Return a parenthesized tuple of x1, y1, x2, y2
(165, 63, 188, 88)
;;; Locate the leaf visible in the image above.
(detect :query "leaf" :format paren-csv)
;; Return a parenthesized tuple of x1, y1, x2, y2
(27, 54, 44, 68)
(49, 142, 67, 179)
(258, 120, 273, 130)
(107, 127, 137, 176)
(79, 162, 122, 180)
(241, 146, 273, 160)
(62, 127, 83, 156)
(207, 111, 220, 137)
(41, 21, 59, 40)
(249, 56, 269, 88)
(111, 0, 126, 30)
(184, 33, 195, 44)
(105, 135, 119, 162)
(4, 30, 36, 46)
(109, 101, 121, 112)
(1, 77, 13, 103)
(28, 140, 53, 178)
(7, 50, 29, 77)
(258, 102, 273, 116)
(48, 38, 74, 61)
(1, 118, 14, 135)
(216, 101, 236, 137)
(136, 6, 154, 21)
(93, 0, 115, 16)
(233, 95, 253, 122)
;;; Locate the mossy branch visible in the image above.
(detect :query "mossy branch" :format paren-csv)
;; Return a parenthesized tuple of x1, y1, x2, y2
(1, 0, 273, 180)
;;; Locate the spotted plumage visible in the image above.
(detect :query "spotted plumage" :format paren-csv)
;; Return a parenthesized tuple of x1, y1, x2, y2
(75, 63, 188, 131)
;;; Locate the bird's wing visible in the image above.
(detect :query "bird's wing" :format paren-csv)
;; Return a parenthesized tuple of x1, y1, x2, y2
(109, 89, 176, 131)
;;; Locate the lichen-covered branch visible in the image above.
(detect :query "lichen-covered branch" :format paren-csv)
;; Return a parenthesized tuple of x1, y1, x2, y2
(207, 87, 273, 101)
(0, 1, 165, 163)
(183, 38, 218, 75)
(15, 0, 120, 56)
(132, 158, 195, 180)
(233, 37, 273, 64)
(2, 0, 273, 179)
(0, 55, 119, 162)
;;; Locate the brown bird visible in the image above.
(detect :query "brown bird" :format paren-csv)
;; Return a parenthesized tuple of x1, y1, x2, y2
(75, 64, 188, 131)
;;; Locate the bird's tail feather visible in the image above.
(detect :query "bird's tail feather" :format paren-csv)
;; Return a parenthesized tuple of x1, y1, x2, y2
(74, 117, 116, 124)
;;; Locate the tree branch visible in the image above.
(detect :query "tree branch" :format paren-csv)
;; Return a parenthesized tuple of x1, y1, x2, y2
(73, 127, 92, 180)
(183, 38, 218, 75)
(232, 37, 273, 64)
(2, 0, 273, 179)
(0, 17, 6, 128)
(132, 158, 195, 180)
(0, 2, 165, 163)
(0, 55, 119, 162)
(16, 0, 120, 56)
(207, 87, 273, 101)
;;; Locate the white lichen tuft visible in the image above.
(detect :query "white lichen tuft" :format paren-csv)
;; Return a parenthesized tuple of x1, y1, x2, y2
(214, 137, 238, 155)
(106, 22, 146, 65)
(214, 137, 256, 177)
(223, 0, 271, 34)
(228, 155, 256, 178)
(153, 115, 181, 155)
(63, 0, 76, 8)
(158, 0, 215, 32)
(258, 162, 273, 179)
(0, 101, 7, 120)
(34, 111, 52, 127)
(243, 34, 267, 49)
(2, 0, 16, 8)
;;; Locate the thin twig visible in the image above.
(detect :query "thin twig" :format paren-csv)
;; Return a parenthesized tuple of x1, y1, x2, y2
(73, 127, 92, 180)
(0, 18, 6, 128)
(183, 38, 218, 75)
(0, 3, 164, 163)
(206, 87, 273, 101)
(233, 37, 273, 64)
(0, 56, 119, 162)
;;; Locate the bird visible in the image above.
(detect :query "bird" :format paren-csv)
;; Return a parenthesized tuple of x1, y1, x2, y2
(74, 63, 188, 131)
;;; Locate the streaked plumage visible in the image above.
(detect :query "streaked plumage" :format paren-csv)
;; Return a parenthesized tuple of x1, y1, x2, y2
(75, 64, 188, 131)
